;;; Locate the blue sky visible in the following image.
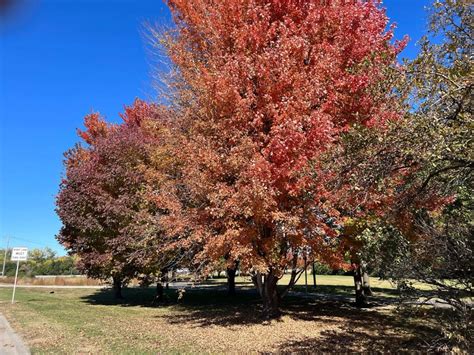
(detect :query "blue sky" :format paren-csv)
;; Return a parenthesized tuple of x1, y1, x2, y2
(0, 0, 431, 254)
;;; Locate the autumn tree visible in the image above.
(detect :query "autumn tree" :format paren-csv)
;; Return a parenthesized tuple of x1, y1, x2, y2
(338, 218, 375, 307)
(56, 99, 180, 299)
(332, 0, 472, 346)
(156, 0, 406, 317)
(384, 0, 472, 347)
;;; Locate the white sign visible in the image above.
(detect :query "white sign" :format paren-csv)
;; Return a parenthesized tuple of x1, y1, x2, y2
(11, 247, 28, 304)
(11, 247, 28, 261)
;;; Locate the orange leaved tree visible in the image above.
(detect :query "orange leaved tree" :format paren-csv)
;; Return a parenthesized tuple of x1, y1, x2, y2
(157, 0, 406, 317)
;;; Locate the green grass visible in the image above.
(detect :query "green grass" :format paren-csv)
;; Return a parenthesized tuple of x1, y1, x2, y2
(207, 274, 434, 298)
(0, 276, 442, 354)
(1, 287, 213, 353)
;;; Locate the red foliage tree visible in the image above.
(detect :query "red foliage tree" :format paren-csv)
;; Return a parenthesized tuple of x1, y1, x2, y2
(159, 0, 406, 316)
(56, 100, 179, 298)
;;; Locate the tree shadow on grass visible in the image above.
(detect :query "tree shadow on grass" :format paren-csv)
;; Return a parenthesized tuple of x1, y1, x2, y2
(80, 287, 159, 307)
(273, 326, 436, 353)
(164, 288, 267, 326)
(79, 283, 434, 311)
(275, 297, 440, 352)
(163, 292, 441, 351)
(82, 286, 265, 321)
(80, 285, 260, 308)
(80, 285, 442, 351)
(291, 284, 435, 299)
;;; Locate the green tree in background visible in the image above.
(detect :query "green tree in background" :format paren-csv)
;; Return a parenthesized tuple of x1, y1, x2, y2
(0, 247, 79, 277)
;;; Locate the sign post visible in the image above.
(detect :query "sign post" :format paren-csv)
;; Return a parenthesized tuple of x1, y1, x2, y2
(11, 247, 28, 304)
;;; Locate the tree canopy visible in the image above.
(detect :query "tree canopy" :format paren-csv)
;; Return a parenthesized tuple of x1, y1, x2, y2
(55, 0, 472, 342)
(153, 0, 408, 316)
(56, 100, 181, 297)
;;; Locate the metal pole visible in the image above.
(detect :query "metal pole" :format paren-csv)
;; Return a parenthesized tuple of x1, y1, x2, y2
(11, 259, 20, 304)
(304, 255, 308, 294)
(1, 236, 9, 277)
(312, 262, 317, 288)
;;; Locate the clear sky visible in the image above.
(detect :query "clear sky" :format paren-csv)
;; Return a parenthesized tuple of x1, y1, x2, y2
(0, 0, 432, 254)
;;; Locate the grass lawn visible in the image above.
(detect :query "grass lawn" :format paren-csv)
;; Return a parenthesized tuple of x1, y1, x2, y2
(208, 274, 434, 298)
(0, 276, 442, 354)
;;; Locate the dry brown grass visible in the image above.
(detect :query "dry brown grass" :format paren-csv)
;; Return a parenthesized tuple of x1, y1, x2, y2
(0, 276, 104, 286)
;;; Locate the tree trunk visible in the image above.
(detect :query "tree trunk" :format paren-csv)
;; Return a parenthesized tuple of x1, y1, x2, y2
(157, 282, 164, 299)
(252, 269, 280, 319)
(303, 255, 308, 293)
(353, 265, 367, 307)
(112, 276, 123, 300)
(164, 270, 170, 290)
(361, 262, 373, 296)
(262, 271, 280, 318)
(226, 267, 236, 296)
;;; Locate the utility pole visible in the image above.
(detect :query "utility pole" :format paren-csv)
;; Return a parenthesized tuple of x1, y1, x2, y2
(1, 236, 9, 277)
